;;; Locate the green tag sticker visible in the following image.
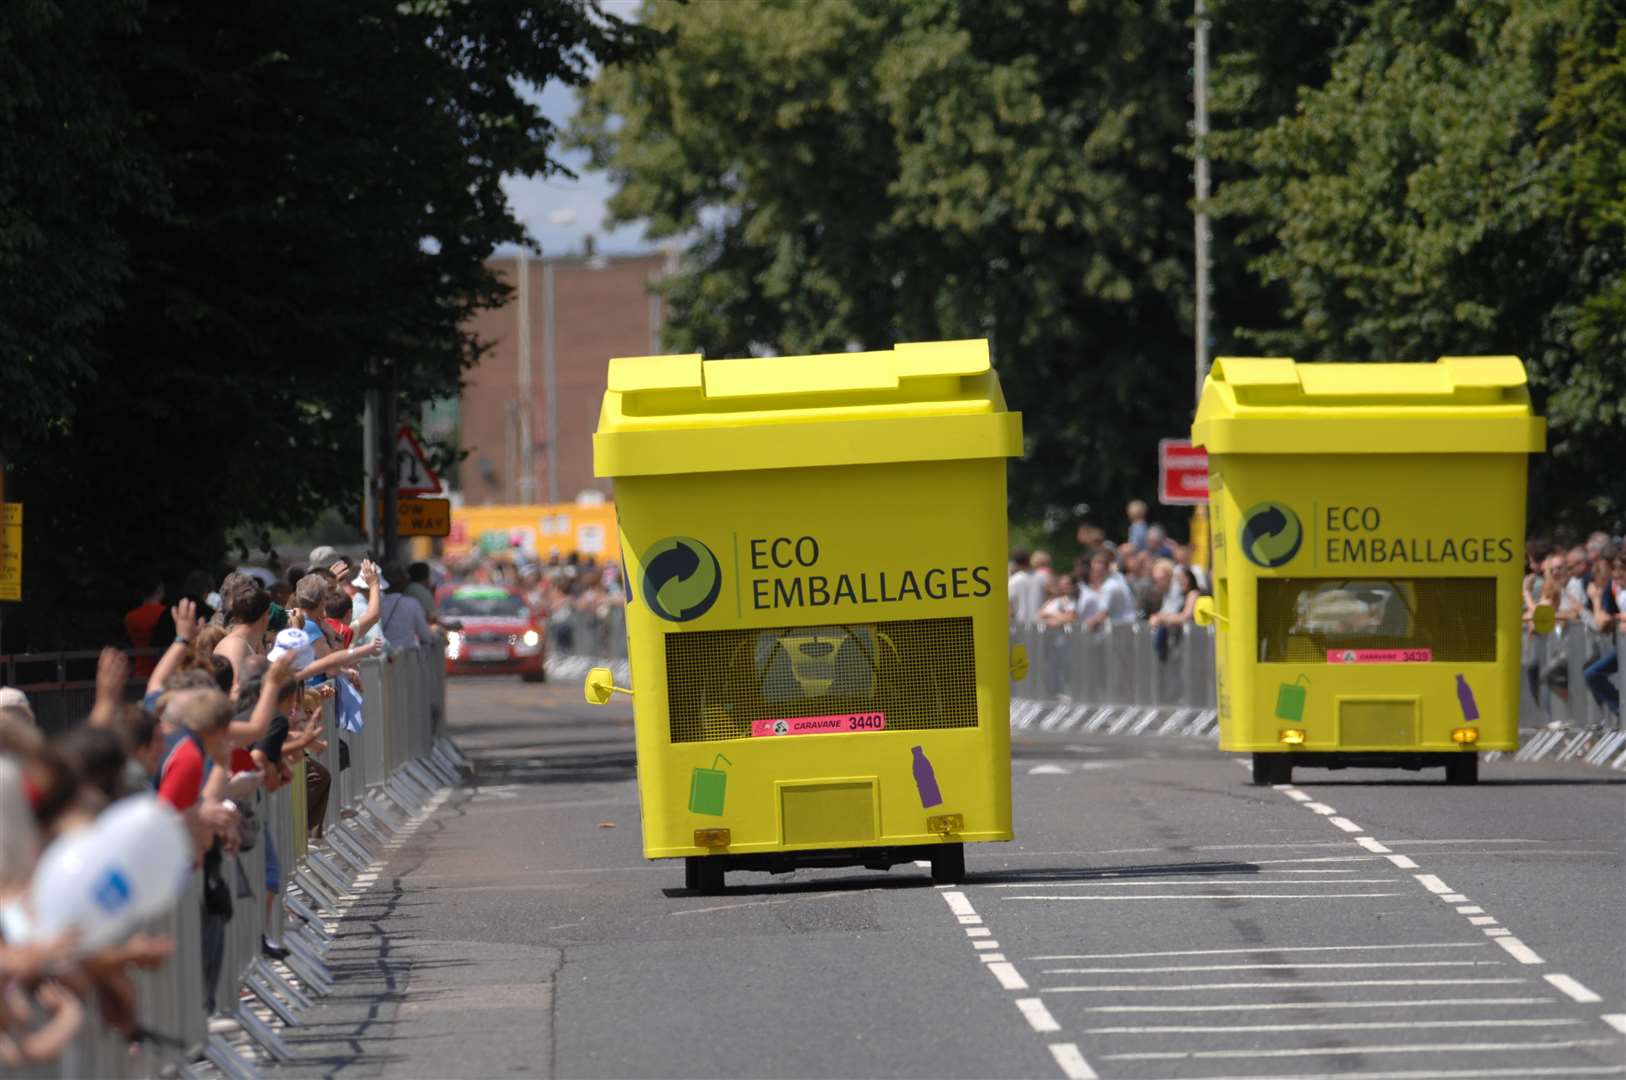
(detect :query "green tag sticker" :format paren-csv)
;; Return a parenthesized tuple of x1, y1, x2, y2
(1275, 675, 1310, 722)
(688, 754, 731, 816)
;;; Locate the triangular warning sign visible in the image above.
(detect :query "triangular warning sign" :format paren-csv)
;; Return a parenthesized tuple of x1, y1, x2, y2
(394, 426, 443, 496)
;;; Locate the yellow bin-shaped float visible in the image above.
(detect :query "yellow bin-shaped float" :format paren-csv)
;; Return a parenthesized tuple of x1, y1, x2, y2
(588, 339, 1022, 892)
(1191, 356, 1545, 786)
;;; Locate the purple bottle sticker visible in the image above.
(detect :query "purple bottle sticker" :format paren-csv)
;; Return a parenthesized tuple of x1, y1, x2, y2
(1455, 674, 1479, 721)
(911, 745, 942, 808)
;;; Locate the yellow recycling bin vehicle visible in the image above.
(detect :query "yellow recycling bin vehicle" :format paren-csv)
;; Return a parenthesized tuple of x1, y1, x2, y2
(1191, 356, 1545, 786)
(586, 339, 1023, 892)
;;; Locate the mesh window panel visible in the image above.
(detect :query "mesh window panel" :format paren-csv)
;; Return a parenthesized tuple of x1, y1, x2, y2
(664, 617, 979, 743)
(1257, 578, 1497, 663)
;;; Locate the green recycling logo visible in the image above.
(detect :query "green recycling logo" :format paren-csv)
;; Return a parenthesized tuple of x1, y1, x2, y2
(640, 536, 722, 622)
(1239, 502, 1303, 568)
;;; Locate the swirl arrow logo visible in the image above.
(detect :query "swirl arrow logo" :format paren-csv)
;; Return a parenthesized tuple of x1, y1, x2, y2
(1239, 501, 1303, 568)
(640, 536, 722, 623)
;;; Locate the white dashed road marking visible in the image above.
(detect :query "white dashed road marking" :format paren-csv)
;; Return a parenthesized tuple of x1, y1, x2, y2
(1602, 1014, 1626, 1035)
(1493, 937, 1546, 965)
(1415, 874, 1454, 894)
(1386, 854, 1420, 868)
(1328, 816, 1365, 833)
(1545, 973, 1602, 1003)
(1104, 1038, 1617, 1062)
(1031, 942, 1489, 960)
(986, 961, 1029, 990)
(1356, 836, 1393, 853)
(1015, 997, 1061, 1033)
(1047, 1042, 1099, 1079)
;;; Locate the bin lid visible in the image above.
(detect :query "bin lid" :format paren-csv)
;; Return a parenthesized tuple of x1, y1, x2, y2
(1192, 356, 1546, 455)
(594, 339, 1023, 477)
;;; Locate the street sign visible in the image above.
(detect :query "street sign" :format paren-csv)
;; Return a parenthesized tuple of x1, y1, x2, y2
(1, 503, 21, 601)
(395, 426, 444, 496)
(397, 497, 451, 538)
(1159, 439, 1209, 505)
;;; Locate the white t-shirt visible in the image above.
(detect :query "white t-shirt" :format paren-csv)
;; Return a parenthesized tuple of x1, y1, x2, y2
(1009, 570, 1046, 623)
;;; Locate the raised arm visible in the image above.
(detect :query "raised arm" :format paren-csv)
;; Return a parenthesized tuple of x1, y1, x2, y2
(145, 599, 199, 696)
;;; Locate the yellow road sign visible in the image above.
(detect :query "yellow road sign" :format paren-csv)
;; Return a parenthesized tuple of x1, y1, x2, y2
(1, 502, 21, 602)
(398, 497, 451, 537)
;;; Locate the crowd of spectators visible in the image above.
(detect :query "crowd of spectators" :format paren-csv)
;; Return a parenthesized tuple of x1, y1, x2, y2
(0, 547, 440, 1066)
(1522, 533, 1623, 722)
(1010, 500, 1212, 661)
(448, 548, 627, 654)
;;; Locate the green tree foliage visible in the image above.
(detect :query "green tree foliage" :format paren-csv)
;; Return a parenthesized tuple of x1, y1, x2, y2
(1210, 0, 1626, 526)
(0, 0, 653, 647)
(574, 0, 1201, 527)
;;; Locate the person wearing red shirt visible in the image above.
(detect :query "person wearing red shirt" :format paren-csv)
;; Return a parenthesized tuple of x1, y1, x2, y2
(124, 583, 167, 679)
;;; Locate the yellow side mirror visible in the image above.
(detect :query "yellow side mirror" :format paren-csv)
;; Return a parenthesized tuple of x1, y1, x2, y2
(584, 666, 633, 706)
(1193, 595, 1223, 627)
(1010, 643, 1029, 682)
(1530, 603, 1555, 636)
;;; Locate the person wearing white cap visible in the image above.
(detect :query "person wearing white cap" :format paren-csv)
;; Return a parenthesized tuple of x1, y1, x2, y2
(0, 686, 32, 724)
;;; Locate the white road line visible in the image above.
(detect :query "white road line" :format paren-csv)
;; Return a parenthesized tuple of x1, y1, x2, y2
(986, 878, 1400, 888)
(1135, 1066, 1626, 1080)
(1485, 928, 1512, 937)
(1416, 874, 1454, 894)
(1015, 997, 1061, 1033)
(1105, 1038, 1616, 1061)
(1385, 838, 1545, 845)
(942, 891, 977, 916)
(987, 961, 1029, 990)
(1044, 978, 1526, 993)
(966, 927, 992, 937)
(1468, 916, 1499, 926)
(1086, 1018, 1583, 1034)
(1442, 893, 1470, 903)
(1387, 854, 1420, 869)
(1004, 892, 1405, 901)
(1328, 817, 1364, 833)
(958, 914, 983, 924)
(1044, 961, 1503, 974)
(1047, 1043, 1098, 1079)
(1306, 803, 1339, 815)
(1494, 937, 1545, 965)
(1602, 1014, 1626, 1035)
(1283, 789, 1312, 802)
(1356, 836, 1393, 853)
(1545, 973, 1603, 1003)
(1084, 997, 1557, 1013)
(1031, 943, 1489, 961)
(973, 940, 1000, 950)
(980, 953, 1008, 963)
(1456, 906, 1485, 914)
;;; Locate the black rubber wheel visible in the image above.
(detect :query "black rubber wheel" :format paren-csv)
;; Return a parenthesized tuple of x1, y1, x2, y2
(688, 856, 725, 894)
(1251, 752, 1286, 786)
(1445, 754, 1479, 785)
(930, 843, 966, 885)
(521, 670, 546, 683)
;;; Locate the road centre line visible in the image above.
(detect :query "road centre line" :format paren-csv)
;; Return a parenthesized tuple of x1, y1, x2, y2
(965, 927, 991, 937)
(1468, 916, 1499, 926)
(1493, 937, 1545, 965)
(1083, 997, 1558, 1013)
(1545, 973, 1603, 1003)
(1031, 943, 1490, 960)
(987, 962, 1029, 990)
(1135, 1066, 1626, 1080)
(1015, 998, 1061, 1033)
(941, 891, 976, 917)
(1603, 1014, 1626, 1035)
(1048, 1043, 1099, 1079)
(1456, 906, 1485, 914)
(1306, 803, 1339, 815)
(1044, 978, 1528, 993)
(1441, 894, 1470, 903)
(980, 954, 1008, 963)
(1282, 788, 1313, 801)
(1104, 1038, 1617, 1062)
(1329, 816, 1365, 833)
(958, 914, 983, 924)
(1485, 928, 1512, 937)
(1416, 874, 1454, 893)
(1387, 854, 1420, 868)
(1043, 961, 1504, 975)
(973, 940, 1000, 950)
(1005, 892, 1406, 901)
(1357, 836, 1393, 853)
(1086, 1018, 1583, 1034)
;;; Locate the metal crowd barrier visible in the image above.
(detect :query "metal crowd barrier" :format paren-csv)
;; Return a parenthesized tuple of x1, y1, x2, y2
(16, 642, 465, 1079)
(542, 605, 632, 687)
(1505, 622, 1625, 767)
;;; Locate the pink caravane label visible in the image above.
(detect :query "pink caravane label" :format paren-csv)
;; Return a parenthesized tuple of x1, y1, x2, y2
(1327, 648, 1433, 664)
(750, 712, 888, 738)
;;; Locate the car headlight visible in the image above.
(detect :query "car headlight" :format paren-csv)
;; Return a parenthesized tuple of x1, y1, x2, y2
(522, 629, 540, 647)
(447, 631, 462, 646)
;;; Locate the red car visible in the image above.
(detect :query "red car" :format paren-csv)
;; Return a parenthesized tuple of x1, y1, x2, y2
(442, 586, 546, 681)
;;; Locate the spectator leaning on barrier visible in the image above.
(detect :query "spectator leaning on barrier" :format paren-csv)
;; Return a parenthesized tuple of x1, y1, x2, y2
(1583, 550, 1623, 719)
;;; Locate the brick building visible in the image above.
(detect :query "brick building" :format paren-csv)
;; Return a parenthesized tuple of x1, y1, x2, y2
(457, 250, 673, 505)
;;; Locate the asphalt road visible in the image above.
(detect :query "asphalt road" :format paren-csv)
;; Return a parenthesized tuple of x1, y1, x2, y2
(271, 676, 1626, 1080)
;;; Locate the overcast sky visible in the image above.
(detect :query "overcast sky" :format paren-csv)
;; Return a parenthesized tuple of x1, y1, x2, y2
(497, 1, 650, 258)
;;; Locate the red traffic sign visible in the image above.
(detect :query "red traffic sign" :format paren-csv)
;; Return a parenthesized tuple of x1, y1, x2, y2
(1159, 439, 1209, 505)
(395, 426, 444, 496)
